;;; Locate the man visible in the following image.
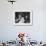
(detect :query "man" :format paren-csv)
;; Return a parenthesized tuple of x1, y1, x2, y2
(24, 15, 30, 23)
(15, 13, 25, 23)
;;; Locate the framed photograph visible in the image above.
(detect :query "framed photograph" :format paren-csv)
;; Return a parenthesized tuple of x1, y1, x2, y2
(14, 10, 33, 26)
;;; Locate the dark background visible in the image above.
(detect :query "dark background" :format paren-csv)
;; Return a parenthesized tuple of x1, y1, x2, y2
(15, 12, 30, 23)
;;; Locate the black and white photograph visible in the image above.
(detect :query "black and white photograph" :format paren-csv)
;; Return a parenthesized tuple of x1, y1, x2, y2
(15, 11, 32, 26)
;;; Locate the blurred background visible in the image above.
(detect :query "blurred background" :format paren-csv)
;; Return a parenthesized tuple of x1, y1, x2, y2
(0, 0, 46, 43)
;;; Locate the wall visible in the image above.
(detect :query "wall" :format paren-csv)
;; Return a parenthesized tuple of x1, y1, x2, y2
(0, 0, 46, 41)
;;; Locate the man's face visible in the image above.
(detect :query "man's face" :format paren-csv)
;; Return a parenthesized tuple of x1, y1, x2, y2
(26, 15, 28, 19)
(19, 15, 22, 19)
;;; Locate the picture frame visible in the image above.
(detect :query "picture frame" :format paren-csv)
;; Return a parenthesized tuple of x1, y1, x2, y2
(14, 10, 33, 26)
